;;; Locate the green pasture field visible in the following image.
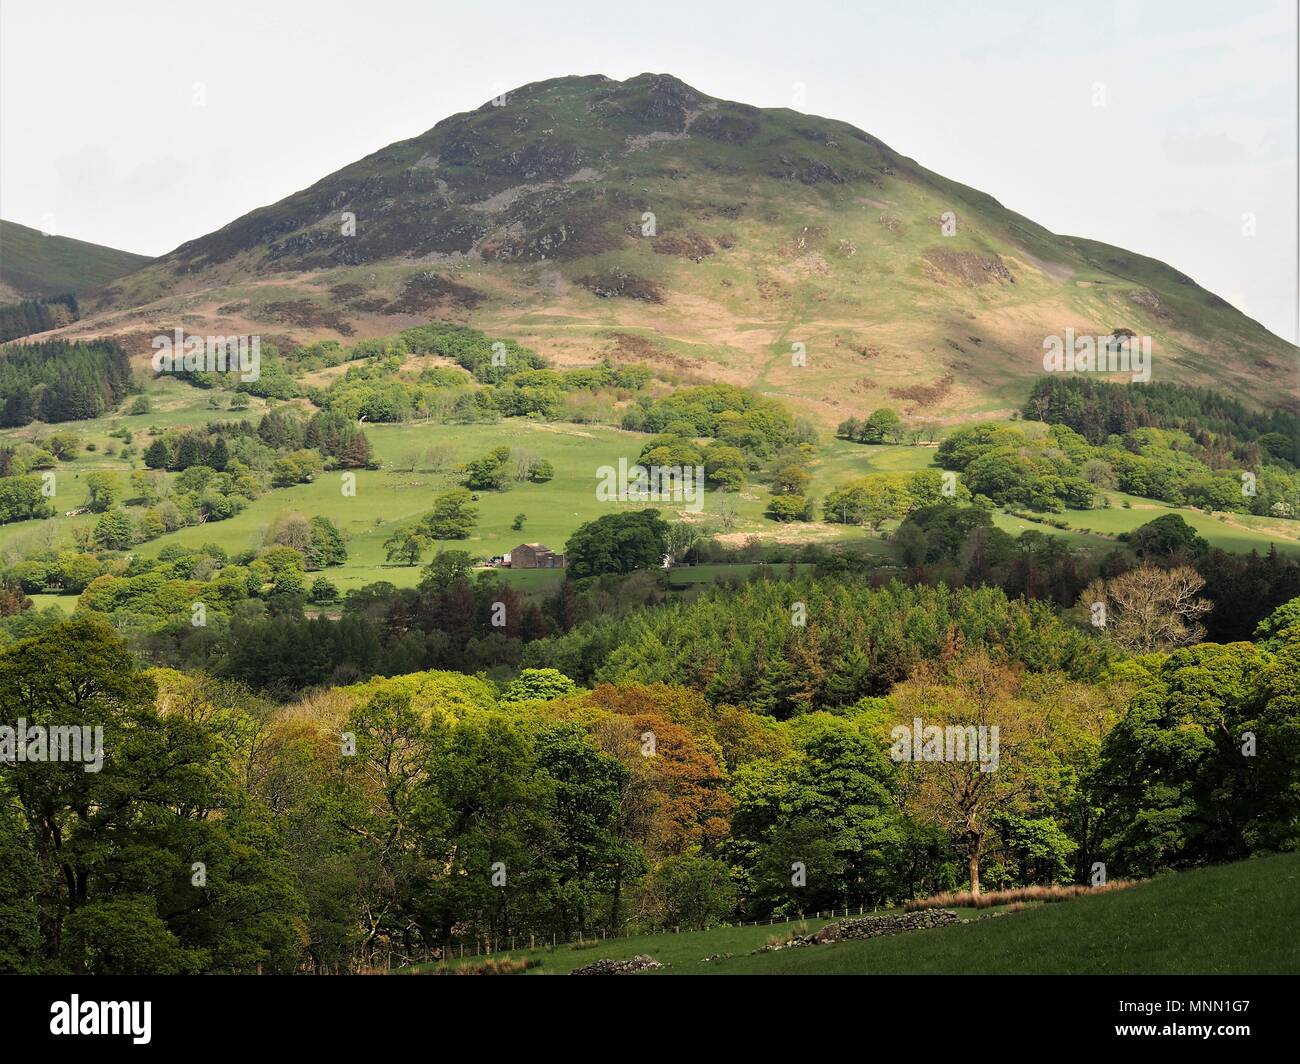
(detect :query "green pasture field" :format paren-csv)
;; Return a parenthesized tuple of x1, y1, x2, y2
(2, 384, 1296, 610)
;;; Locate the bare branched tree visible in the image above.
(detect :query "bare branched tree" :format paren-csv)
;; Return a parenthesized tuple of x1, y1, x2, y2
(1079, 565, 1212, 653)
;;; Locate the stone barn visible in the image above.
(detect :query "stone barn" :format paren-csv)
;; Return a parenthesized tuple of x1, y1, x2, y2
(508, 543, 566, 569)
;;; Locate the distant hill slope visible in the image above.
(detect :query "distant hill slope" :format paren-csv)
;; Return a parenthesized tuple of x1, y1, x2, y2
(0, 219, 153, 302)
(50, 73, 1300, 424)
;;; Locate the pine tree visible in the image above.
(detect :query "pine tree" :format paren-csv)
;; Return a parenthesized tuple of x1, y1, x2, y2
(337, 428, 372, 469)
(209, 436, 230, 471)
(175, 434, 206, 470)
(144, 440, 170, 469)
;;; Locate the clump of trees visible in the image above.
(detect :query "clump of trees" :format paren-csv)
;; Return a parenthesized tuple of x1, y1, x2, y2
(565, 510, 670, 579)
(462, 446, 513, 491)
(423, 489, 478, 540)
(766, 495, 813, 522)
(837, 407, 903, 444)
(824, 470, 970, 530)
(0, 476, 55, 524)
(0, 293, 78, 343)
(4, 596, 1295, 972)
(384, 527, 430, 566)
(0, 340, 133, 425)
(527, 577, 1109, 715)
(886, 505, 1300, 645)
(0, 618, 305, 973)
(1024, 375, 1299, 465)
(265, 512, 348, 570)
(937, 416, 1299, 518)
(622, 383, 814, 461)
(307, 325, 653, 427)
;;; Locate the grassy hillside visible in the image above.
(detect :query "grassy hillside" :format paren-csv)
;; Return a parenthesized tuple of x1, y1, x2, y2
(420, 853, 1300, 975)
(0, 218, 152, 302)
(720, 853, 1300, 974)
(3, 382, 1296, 612)
(40, 74, 1296, 427)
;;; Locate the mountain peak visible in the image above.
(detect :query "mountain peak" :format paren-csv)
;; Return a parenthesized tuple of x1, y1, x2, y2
(460, 69, 719, 141)
(70, 73, 1295, 421)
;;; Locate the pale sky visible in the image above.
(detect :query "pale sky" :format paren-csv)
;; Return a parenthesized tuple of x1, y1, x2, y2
(1, 0, 1296, 342)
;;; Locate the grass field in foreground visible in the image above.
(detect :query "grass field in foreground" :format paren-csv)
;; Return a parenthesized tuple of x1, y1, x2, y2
(415, 853, 1300, 975)
(715, 853, 1300, 974)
